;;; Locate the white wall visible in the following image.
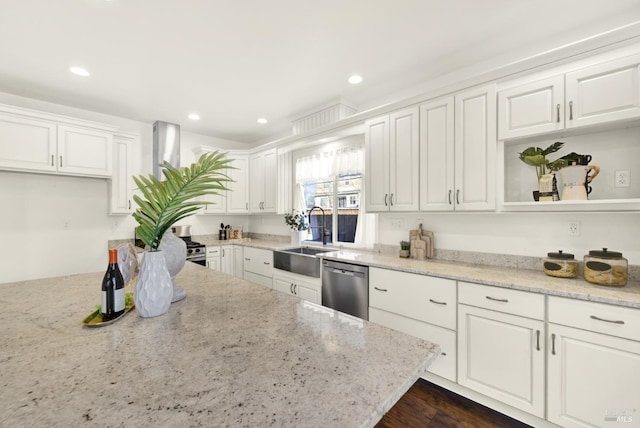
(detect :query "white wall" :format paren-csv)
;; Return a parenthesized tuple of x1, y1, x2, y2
(378, 211, 640, 264)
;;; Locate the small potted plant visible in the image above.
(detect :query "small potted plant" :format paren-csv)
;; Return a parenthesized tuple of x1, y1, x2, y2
(399, 241, 410, 258)
(518, 141, 567, 200)
(284, 210, 308, 245)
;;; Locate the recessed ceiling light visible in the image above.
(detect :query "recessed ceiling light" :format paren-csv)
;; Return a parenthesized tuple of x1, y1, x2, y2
(257, 118, 268, 124)
(69, 66, 90, 77)
(348, 75, 363, 84)
(188, 113, 200, 121)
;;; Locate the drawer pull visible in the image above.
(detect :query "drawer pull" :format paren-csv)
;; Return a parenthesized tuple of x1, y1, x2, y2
(551, 333, 556, 355)
(245, 257, 251, 261)
(590, 315, 625, 325)
(485, 296, 508, 303)
(441, 352, 447, 356)
(429, 299, 447, 306)
(263, 261, 270, 265)
(536, 330, 540, 351)
(374, 286, 388, 292)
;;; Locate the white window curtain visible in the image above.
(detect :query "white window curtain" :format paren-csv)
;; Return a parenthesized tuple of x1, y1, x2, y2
(295, 145, 373, 248)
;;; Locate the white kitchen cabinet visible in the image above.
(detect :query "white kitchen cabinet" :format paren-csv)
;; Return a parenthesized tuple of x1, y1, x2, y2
(220, 245, 233, 275)
(108, 132, 137, 215)
(368, 267, 457, 382)
(419, 84, 496, 211)
(232, 246, 244, 278)
(206, 246, 221, 271)
(273, 269, 321, 304)
(498, 75, 565, 140)
(250, 148, 277, 213)
(457, 282, 545, 418)
(365, 106, 420, 212)
(0, 105, 116, 178)
(243, 247, 273, 288)
(498, 53, 640, 141)
(547, 297, 640, 428)
(226, 155, 250, 214)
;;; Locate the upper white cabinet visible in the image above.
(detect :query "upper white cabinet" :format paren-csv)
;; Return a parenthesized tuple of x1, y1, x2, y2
(0, 105, 116, 178)
(420, 84, 496, 211)
(250, 148, 277, 213)
(498, 53, 640, 141)
(226, 155, 250, 214)
(365, 106, 420, 212)
(108, 132, 137, 215)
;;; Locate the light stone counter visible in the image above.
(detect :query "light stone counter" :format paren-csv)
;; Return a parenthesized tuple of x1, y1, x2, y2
(0, 263, 439, 428)
(320, 250, 640, 309)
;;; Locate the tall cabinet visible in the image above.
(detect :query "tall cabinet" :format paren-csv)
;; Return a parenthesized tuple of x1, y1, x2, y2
(250, 148, 277, 213)
(109, 132, 137, 214)
(365, 106, 419, 212)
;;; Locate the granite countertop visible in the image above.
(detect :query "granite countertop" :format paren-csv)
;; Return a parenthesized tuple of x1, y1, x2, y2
(0, 263, 439, 427)
(320, 250, 640, 309)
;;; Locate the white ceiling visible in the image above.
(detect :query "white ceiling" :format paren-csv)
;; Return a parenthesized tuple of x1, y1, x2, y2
(1, 1, 640, 144)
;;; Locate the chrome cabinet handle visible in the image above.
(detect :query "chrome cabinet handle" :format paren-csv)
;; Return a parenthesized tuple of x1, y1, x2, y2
(290, 283, 294, 294)
(51, 155, 54, 166)
(384, 194, 388, 206)
(590, 315, 625, 325)
(536, 330, 540, 351)
(263, 261, 270, 265)
(486, 296, 508, 303)
(245, 257, 251, 261)
(222, 249, 225, 257)
(441, 352, 447, 356)
(390, 193, 394, 206)
(456, 189, 460, 205)
(294, 284, 297, 295)
(556, 104, 560, 122)
(246, 202, 248, 211)
(59, 156, 63, 167)
(448, 189, 452, 205)
(551, 333, 556, 355)
(429, 299, 447, 306)
(569, 101, 573, 120)
(374, 286, 388, 292)
(128, 200, 131, 210)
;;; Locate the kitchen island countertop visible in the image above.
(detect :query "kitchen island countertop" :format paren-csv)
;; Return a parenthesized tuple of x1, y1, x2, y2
(0, 263, 439, 427)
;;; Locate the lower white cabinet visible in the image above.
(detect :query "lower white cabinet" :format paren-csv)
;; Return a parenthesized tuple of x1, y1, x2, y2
(233, 246, 244, 278)
(457, 282, 545, 418)
(206, 246, 221, 271)
(273, 269, 321, 304)
(547, 297, 640, 428)
(220, 245, 233, 275)
(243, 247, 273, 288)
(368, 267, 457, 382)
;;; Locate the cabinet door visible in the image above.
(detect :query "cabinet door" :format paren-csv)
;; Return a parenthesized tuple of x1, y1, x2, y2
(0, 114, 57, 173)
(202, 180, 227, 214)
(419, 96, 455, 211)
(57, 125, 113, 177)
(498, 75, 565, 140)
(548, 324, 640, 428)
(294, 280, 321, 304)
(249, 152, 265, 212)
(220, 245, 233, 274)
(458, 304, 545, 417)
(389, 107, 419, 211)
(274, 277, 295, 296)
(227, 155, 250, 213)
(109, 134, 134, 214)
(566, 54, 640, 129)
(233, 246, 244, 278)
(365, 116, 391, 212)
(206, 257, 220, 271)
(262, 149, 278, 213)
(454, 84, 496, 211)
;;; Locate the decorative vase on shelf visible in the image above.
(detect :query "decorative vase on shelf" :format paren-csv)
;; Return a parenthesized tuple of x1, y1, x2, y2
(134, 251, 174, 318)
(158, 229, 187, 302)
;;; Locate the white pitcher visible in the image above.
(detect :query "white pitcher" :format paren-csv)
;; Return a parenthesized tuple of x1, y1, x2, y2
(560, 164, 600, 200)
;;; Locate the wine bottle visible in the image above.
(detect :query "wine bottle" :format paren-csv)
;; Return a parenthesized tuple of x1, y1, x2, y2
(101, 248, 125, 321)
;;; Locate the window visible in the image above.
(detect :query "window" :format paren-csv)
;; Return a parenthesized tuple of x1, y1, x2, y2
(295, 144, 366, 246)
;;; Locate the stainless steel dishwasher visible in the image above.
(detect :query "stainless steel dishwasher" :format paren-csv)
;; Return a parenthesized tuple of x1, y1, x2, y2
(322, 260, 369, 320)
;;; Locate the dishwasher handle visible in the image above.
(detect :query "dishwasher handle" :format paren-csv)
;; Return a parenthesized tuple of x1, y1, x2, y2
(328, 268, 365, 279)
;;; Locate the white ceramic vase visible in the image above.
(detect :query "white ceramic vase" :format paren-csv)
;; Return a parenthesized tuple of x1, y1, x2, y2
(134, 251, 174, 318)
(158, 229, 187, 302)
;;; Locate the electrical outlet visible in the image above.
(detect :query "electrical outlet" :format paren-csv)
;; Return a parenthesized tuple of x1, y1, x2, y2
(568, 220, 580, 237)
(390, 219, 403, 230)
(615, 170, 630, 188)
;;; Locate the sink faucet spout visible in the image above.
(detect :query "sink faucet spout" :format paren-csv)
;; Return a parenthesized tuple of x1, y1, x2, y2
(308, 206, 328, 246)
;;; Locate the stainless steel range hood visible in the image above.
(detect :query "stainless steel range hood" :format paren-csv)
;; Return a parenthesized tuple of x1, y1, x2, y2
(152, 121, 180, 180)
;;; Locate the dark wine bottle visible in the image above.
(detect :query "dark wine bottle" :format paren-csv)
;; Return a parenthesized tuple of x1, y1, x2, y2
(101, 248, 125, 321)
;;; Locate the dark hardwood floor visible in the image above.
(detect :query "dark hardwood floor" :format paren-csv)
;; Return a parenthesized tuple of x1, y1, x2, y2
(376, 379, 532, 428)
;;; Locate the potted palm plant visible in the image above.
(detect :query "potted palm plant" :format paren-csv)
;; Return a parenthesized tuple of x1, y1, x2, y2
(132, 151, 232, 317)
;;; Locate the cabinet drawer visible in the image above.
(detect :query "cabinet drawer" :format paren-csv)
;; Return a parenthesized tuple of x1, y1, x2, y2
(458, 281, 544, 320)
(549, 296, 640, 342)
(243, 247, 273, 277)
(243, 271, 273, 288)
(370, 307, 456, 382)
(370, 267, 456, 329)
(206, 246, 220, 256)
